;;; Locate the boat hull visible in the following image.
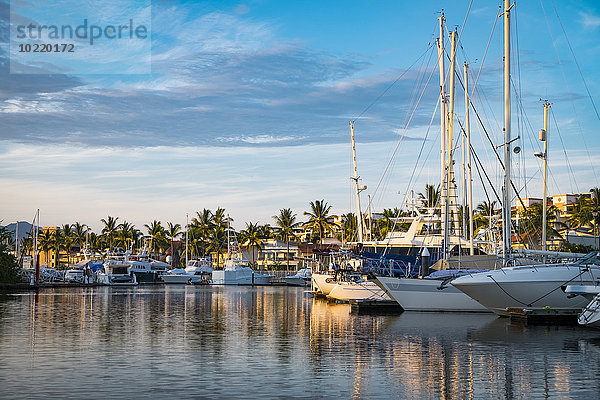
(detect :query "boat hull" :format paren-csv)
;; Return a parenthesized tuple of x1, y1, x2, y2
(311, 273, 336, 295)
(161, 274, 196, 284)
(451, 265, 600, 316)
(211, 270, 272, 285)
(282, 276, 310, 287)
(579, 293, 600, 328)
(327, 281, 390, 302)
(375, 276, 489, 312)
(132, 271, 162, 283)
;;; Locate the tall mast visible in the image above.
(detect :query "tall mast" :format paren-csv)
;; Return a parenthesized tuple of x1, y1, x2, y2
(350, 121, 364, 242)
(447, 28, 458, 245)
(540, 102, 550, 252)
(185, 213, 189, 266)
(34, 209, 39, 283)
(14, 221, 19, 261)
(464, 63, 474, 255)
(437, 11, 447, 257)
(502, 0, 513, 265)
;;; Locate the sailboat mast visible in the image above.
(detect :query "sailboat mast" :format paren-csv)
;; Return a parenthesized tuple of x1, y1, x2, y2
(541, 102, 550, 252)
(464, 63, 474, 255)
(503, 0, 513, 265)
(34, 209, 39, 283)
(185, 213, 189, 266)
(447, 28, 458, 246)
(350, 121, 364, 242)
(437, 12, 447, 258)
(14, 221, 19, 261)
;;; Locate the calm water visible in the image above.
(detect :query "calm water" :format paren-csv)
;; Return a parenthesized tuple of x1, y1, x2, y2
(1, 286, 600, 399)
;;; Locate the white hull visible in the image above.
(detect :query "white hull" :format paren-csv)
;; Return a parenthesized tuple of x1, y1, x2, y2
(579, 293, 600, 328)
(211, 269, 272, 285)
(451, 265, 600, 316)
(97, 272, 138, 286)
(311, 273, 336, 295)
(376, 276, 489, 312)
(161, 274, 198, 284)
(327, 281, 390, 302)
(282, 276, 310, 287)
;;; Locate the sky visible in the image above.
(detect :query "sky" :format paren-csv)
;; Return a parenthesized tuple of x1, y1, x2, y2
(1, 0, 599, 232)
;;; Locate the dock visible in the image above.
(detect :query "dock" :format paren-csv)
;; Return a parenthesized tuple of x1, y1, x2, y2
(507, 307, 579, 325)
(349, 299, 404, 315)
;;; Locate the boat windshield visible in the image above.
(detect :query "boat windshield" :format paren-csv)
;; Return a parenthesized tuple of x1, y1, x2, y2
(575, 252, 600, 266)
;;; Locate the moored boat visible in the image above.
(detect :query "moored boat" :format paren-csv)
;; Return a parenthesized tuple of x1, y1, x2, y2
(451, 252, 600, 316)
(282, 268, 311, 287)
(162, 259, 213, 284)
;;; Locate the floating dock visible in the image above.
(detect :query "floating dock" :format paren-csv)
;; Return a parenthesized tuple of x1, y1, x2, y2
(349, 299, 404, 315)
(507, 307, 579, 325)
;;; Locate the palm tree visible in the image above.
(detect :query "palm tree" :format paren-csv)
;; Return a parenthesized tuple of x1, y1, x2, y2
(144, 220, 165, 257)
(60, 224, 74, 265)
(519, 203, 561, 249)
(569, 188, 600, 230)
(38, 229, 53, 266)
(240, 222, 264, 267)
(273, 208, 300, 270)
(166, 222, 182, 267)
(377, 208, 404, 240)
(116, 221, 135, 250)
(53, 227, 65, 269)
(101, 216, 119, 250)
(304, 200, 337, 245)
(190, 209, 214, 258)
(208, 225, 227, 268)
(71, 222, 88, 253)
(339, 213, 357, 245)
(212, 208, 228, 230)
(418, 184, 441, 214)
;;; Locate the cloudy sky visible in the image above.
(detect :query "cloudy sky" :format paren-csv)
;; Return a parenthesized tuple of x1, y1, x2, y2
(1, 0, 599, 232)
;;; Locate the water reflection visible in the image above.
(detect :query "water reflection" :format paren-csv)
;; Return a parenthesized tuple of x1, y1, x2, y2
(0, 287, 599, 399)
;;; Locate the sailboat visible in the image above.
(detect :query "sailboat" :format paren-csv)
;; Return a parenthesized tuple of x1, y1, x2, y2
(372, 11, 498, 312)
(450, 0, 600, 316)
(315, 121, 391, 303)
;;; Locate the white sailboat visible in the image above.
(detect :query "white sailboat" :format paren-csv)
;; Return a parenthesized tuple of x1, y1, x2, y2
(373, 12, 492, 312)
(322, 121, 390, 303)
(453, 252, 600, 316)
(450, 0, 600, 316)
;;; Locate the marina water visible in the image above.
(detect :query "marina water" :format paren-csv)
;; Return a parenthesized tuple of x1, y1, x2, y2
(1, 286, 600, 399)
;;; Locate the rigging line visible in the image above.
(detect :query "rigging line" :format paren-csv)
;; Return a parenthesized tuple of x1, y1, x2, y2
(456, 70, 534, 234)
(472, 146, 492, 206)
(514, 3, 526, 199)
(469, 137, 530, 248)
(368, 57, 439, 207)
(378, 61, 440, 254)
(540, 0, 599, 187)
(351, 42, 435, 122)
(550, 109, 578, 192)
(549, 0, 600, 123)
(456, 0, 474, 45)
(470, 5, 501, 100)
(402, 96, 441, 214)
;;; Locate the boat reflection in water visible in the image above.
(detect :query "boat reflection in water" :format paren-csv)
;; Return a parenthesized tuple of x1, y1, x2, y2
(2, 287, 600, 399)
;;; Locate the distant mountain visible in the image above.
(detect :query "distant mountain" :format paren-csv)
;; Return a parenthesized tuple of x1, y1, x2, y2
(1, 221, 38, 241)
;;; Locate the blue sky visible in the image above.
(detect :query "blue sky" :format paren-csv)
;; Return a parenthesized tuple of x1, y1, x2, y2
(1, 0, 599, 232)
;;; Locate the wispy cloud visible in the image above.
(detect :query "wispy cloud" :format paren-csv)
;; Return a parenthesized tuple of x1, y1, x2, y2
(580, 11, 600, 29)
